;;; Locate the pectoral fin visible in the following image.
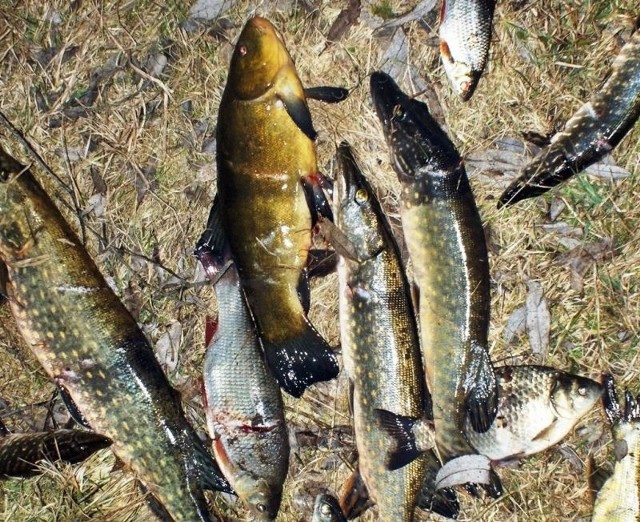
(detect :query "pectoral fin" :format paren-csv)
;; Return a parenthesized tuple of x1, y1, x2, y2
(304, 86, 350, 103)
(279, 92, 317, 140)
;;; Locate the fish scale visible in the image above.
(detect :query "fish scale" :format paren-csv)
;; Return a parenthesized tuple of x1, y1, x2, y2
(499, 29, 640, 206)
(0, 147, 230, 522)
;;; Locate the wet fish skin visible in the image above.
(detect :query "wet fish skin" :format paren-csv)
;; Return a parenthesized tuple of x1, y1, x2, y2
(370, 71, 499, 476)
(0, 429, 112, 478)
(499, 30, 640, 206)
(464, 366, 602, 462)
(335, 142, 431, 521)
(216, 16, 338, 398)
(592, 374, 640, 522)
(439, 0, 496, 100)
(0, 148, 230, 522)
(312, 494, 347, 522)
(202, 263, 289, 521)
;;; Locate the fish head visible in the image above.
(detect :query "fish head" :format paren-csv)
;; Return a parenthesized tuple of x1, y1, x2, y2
(234, 474, 282, 520)
(334, 142, 387, 261)
(439, 40, 478, 101)
(551, 373, 602, 420)
(226, 16, 292, 101)
(369, 71, 461, 185)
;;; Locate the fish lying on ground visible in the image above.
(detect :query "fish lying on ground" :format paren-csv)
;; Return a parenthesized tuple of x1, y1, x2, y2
(313, 493, 347, 522)
(0, 147, 231, 522)
(464, 366, 602, 462)
(333, 142, 438, 520)
(0, 429, 111, 478)
(198, 250, 289, 520)
(592, 374, 640, 521)
(214, 16, 338, 398)
(370, 71, 500, 494)
(439, 0, 496, 100)
(498, 29, 640, 206)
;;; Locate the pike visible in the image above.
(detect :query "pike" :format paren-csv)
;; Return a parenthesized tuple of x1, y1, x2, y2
(334, 142, 437, 520)
(214, 16, 338, 398)
(592, 374, 640, 522)
(499, 30, 640, 206)
(371, 71, 500, 494)
(439, 0, 496, 100)
(0, 429, 112, 478)
(0, 147, 231, 522)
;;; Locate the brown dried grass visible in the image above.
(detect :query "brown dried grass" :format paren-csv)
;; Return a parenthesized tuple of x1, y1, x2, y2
(0, 0, 639, 520)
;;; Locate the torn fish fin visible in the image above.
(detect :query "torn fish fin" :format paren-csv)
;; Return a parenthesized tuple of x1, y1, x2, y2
(465, 341, 498, 433)
(304, 86, 350, 103)
(339, 466, 373, 520)
(602, 373, 621, 424)
(204, 315, 218, 347)
(194, 195, 229, 278)
(302, 173, 334, 224)
(279, 92, 317, 140)
(376, 409, 426, 470)
(307, 249, 337, 278)
(263, 319, 339, 398)
(192, 433, 234, 494)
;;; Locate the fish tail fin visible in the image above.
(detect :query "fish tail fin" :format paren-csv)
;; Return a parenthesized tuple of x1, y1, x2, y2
(465, 342, 498, 433)
(263, 320, 338, 398)
(339, 467, 372, 520)
(376, 409, 434, 471)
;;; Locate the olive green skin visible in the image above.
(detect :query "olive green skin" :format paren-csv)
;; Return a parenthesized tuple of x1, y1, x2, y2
(216, 17, 315, 346)
(371, 72, 498, 467)
(0, 430, 112, 478)
(0, 150, 228, 522)
(335, 143, 428, 521)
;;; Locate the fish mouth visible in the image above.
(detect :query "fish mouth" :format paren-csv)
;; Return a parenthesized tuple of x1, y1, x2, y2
(369, 71, 403, 132)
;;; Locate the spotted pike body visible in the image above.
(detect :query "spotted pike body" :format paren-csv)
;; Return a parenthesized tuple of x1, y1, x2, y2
(0, 429, 111, 478)
(499, 30, 640, 206)
(216, 16, 338, 398)
(335, 142, 431, 521)
(370, 72, 499, 492)
(0, 148, 231, 522)
(203, 264, 289, 521)
(439, 0, 496, 100)
(464, 366, 602, 462)
(592, 375, 640, 522)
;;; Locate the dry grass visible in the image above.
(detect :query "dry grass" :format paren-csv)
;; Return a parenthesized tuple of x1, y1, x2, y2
(0, 0, 639, 520)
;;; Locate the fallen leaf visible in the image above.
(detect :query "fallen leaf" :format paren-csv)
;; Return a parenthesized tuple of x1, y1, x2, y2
(525, 281, 550, 360)
(374, 0, 438, 34)
(555, 237, 615, 292)
(503, 305, 527, 345)
(323, 0, 361, 51)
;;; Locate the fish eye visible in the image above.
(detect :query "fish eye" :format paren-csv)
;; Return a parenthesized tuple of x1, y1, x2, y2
(321, 504, 331, 514)
(578, 386, 587, 396)
(355, 188, 369, 204)
(239, 45, 248, 56)
(256, 503, 267, 512)
(392, 104, 406, 121)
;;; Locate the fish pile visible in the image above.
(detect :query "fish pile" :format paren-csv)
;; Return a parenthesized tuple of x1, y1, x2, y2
(0, 9, 638, 522)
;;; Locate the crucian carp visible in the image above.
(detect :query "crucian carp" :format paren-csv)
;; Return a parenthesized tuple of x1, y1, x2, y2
(0, 147, 231, 522)
(215, 16, 338, 398)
